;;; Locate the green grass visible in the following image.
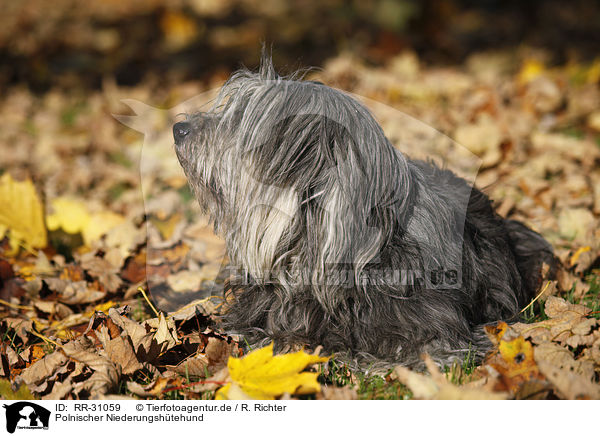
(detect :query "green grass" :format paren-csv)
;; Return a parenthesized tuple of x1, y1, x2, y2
(522, 298, 548, 323)
(571, 272, 600, 318)
(356, 371, 412, 399)
(559, 127, 585, 139)
(60, 101, 87, 127)
(178, 184, 194, 203)
(444, 344, 478, 385)
(107, 181, 131, 201)
(318, 359, 412, 399)
(109, 151, 134, 168)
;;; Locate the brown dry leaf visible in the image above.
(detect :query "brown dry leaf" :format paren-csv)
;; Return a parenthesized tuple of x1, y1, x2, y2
(565, 318, 598, 348)
(96, 325, 144, 375)
(557, 208, 596, 243)
(318, 385, 358, 400)
(149, 312, 179, 352)
(32, 300, 58, 315)
(58, 335, 121, 397)
(453, 114, 502, 167)
(167, 329, 236, 376)
(101, 220, 146, 262)
(183, 220, 227, 264)
(393, 366, 438, 399)
(188, 366, 230, 394)
(394, 355, 508, 400)
(592, 174, 600, 214)
(537, 358, 600, 400)
(121, 250, 147, 283)
(556, 267, 576, 292)
(166, 270, 206, 292)
(534, 342, 595, 380)
(569, 246, 598, 275)
(1, 344, 22, 377)
(127, 376, 171, 398)
(18, 349, 69, 391)
(510, 297, 593, 346)
(524, 76, 562, 113)
(583, 338, 600, 365)
(545, 295, 591, 318)
(76, 251, 123, 292)
(169, 297, 223, 321)
(0, 348, 10, 377)
(168, 354, 210, 378)
(106, 308, 159, 361)
(204, 336, 236, 373)
(147, 241, 191, 272)
(106, 308, 178, 363)
(44, 278, 104, 305)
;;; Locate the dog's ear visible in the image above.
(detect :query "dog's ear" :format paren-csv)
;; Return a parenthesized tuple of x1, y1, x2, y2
(245, 114, 354, 188)
(279, 115, 415, 304)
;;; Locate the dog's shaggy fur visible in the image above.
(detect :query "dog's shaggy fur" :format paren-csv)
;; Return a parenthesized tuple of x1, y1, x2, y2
(173, 57, 555, 368)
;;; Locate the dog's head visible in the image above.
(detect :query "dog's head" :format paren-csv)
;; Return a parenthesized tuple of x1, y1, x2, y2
(173, 56, 414, 291)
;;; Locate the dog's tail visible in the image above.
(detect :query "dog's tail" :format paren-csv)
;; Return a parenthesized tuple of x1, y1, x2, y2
(505, 219, 558, 306)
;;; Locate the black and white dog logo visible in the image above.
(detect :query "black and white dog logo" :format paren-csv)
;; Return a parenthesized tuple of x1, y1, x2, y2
(3, 402, 50, 433)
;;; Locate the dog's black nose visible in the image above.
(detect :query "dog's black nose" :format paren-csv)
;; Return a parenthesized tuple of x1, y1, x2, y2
(173, 121, 191, 142)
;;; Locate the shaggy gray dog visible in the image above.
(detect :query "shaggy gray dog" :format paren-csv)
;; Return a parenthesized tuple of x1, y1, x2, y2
(173, 57, 555, 368)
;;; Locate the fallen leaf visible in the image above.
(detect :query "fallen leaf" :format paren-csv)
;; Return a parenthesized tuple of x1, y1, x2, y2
(127, 377, 171, 398)
(168, 354, 210, 378)
(82, 211, 125, 246)
(453, 114, 502, 167)
(518, 59, 545, 84)
(46, 197, 126, 247)
(557, 208, 595, 242)
(96, 325, 144, 375)
(486, 334, 543, 394)
(58, 335, 121, 398)
(46, 197, 91, 235)
(537, 359, 600, 399)
(45, 278, 105, 305)
(151, 313, 179, 352)
(18, 350, 69, 388)
(0, 378, 35, 400)
(0, 173, 47, 254)
(318, 385, 358, 400)
(215, 343, 328, 400)
(394, 355, 508, 400)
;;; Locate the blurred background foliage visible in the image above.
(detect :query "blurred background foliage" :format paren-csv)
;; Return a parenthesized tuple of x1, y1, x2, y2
(1, 0, 599, 93)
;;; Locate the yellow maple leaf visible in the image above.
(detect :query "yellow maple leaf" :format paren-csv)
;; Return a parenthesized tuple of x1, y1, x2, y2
(518, 59, 545, 84)
(215, 343, 329, 400)
(587, 58, 600, 83)
(570, 246, 591, 267)
(160, 11, 199, 49)
(46, 197, 125, 246)
(83, 301, 117, 318)
(498, 336, 538, 379)
(82, 211, 125, 245)
(0, 173, 47, 254)
(46, 197, 91, 234)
